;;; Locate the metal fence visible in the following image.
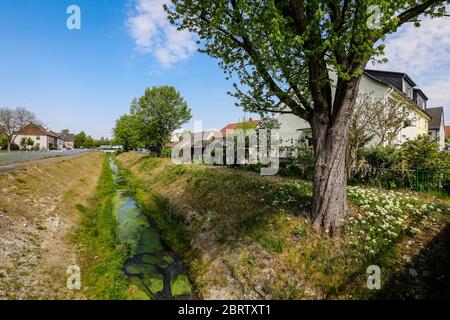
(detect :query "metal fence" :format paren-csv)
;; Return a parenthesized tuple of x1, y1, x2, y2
(349, 166, 416, 190)
(349, 166, 450, 194)
(416, 169, 450, 193)
(0, 149, 92, 166)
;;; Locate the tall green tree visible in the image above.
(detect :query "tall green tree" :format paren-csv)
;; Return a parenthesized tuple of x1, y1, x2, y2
(167, 0, 448, 234)
(113, 114, 141, 151)
(85, 135, 95, 149)
(74, 131, 87, 148)
(131, 86, 192, 155)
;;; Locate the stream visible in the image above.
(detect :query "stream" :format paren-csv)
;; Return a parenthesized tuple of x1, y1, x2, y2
(109, 157, 195, 300)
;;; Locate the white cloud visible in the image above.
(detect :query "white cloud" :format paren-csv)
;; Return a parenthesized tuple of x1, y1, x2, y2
(371, 10, 450, 118)
(127, 0, 197, 68)
(422, 74, 450, 106)
(375, 15, 450, 76)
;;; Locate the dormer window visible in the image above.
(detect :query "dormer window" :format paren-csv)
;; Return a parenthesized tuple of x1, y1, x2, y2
(417, 98, 426, 109)
(403, 79, 414, 99)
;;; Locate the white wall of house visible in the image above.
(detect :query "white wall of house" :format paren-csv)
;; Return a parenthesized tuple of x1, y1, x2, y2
(57, 138, 65, 150)
(430, 117, 446, 150)
(276, 73, 391, 149)
(65, 141, 74, 149)
(439, 116, 445, 151)
(14, 135, 48, 150)
(276, 73, 430, 150)
(276, 110, 311, 148)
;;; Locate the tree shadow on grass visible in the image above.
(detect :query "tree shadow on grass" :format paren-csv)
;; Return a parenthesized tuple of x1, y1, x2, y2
(375, 222, 450, 299)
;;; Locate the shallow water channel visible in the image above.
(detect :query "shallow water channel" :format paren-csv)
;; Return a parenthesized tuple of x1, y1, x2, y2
(109, 158, 195, 300)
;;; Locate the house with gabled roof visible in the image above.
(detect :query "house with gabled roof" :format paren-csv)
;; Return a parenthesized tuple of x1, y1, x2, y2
(13, 123, 65, 150)
(426, 106, 445, 150)
(276, 69, 432, 152)
(60, 132, 75, 149)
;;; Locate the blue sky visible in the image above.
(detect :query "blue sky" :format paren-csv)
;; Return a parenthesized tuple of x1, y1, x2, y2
(0, 0, 244, 138)
(0, 1, 449, 138)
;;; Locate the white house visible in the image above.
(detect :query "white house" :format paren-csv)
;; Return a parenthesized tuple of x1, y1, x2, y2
(426, 107, 445, 150)
(277, 69, 431, 153)
(14, 123, 65, 150)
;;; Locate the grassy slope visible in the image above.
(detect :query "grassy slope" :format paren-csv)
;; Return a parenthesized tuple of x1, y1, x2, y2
(74, 155, 129, 299)
(0, 152, 105, 299)
(116, 152, 450, 300)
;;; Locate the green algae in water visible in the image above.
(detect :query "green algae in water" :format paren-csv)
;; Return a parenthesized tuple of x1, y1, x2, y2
(128, 269, 164, 296)
(126, 263, 158, 275)
(109, 157, 194, 299)
(135, 227, 164, 254)
(170, 274, 192, 296)
(118, 216, 149, 243)
(129, 277, 153, 300)
(128, 284, 151, 300)
(142, 272, 164, 295)
(117, 207, 141, 224)
(163, 254, 175, 265)
(140, 253, 175, 269)
(141, 254, 169, 268)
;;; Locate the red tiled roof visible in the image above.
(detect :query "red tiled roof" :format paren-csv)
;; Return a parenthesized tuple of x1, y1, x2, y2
(216, 120, 262, 138)
(445, 126, 450, 139)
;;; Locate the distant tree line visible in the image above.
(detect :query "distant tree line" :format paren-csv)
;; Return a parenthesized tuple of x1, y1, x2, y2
(74, 131, 111, 149)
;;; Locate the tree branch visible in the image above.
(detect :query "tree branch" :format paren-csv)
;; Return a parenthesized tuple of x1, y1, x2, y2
(380, 0, 443, 38)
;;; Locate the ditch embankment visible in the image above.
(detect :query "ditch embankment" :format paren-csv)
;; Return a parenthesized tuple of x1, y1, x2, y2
(115, 152, 450, 300)
(0, 152, 104, 299)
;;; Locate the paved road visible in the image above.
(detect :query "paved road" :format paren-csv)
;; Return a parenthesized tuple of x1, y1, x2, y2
(0, 152, 94, 174)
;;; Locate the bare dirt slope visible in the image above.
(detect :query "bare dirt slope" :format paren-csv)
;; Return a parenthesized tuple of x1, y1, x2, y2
(0, 152, 104, 299)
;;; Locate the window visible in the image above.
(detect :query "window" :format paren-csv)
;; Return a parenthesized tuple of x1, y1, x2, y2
(403, 80, 413, 99)
(36, 136, 40, 140)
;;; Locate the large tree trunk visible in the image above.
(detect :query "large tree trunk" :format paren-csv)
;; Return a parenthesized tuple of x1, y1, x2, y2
(311, 116, 349, 235)
(310, 78, 362, 235)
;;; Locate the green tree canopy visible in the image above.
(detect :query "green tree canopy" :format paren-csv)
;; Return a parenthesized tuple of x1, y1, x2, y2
(130, 86, 192, 155)
(400, 135, 449, 170)
(167, 0, 448, 234)
(113, 114, 141, 151)
(74, 131, 87, 148)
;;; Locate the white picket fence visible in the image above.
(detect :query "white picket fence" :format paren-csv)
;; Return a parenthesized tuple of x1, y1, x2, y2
(0, 149, 92, 166)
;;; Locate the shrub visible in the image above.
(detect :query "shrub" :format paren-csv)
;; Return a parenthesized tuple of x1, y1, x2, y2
(280, 148, 315, 180)
(358, 145, 400, 169)
(1, 143, 20, 151)
(400, 135, 448, 170)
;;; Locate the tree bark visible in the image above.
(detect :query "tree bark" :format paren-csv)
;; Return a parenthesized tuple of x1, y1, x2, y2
(311, 78, 362, 235)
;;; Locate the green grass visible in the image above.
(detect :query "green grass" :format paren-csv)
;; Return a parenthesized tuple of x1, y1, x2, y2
(115, 153, 450, 300)
(74, 155, 129, 300)
(116, 162, 192, 257)
(15, 178, 26, 184)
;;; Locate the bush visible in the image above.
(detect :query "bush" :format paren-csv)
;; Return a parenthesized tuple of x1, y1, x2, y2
(358, 145, 400, 169)
(1, 143, 20, 151)
(400, 135, 448, 170)
(280, 148, 315, 180)
(354, 136, 450, 191)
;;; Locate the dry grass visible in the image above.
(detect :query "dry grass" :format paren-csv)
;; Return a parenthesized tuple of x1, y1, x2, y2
(0, 152, 104, 299)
